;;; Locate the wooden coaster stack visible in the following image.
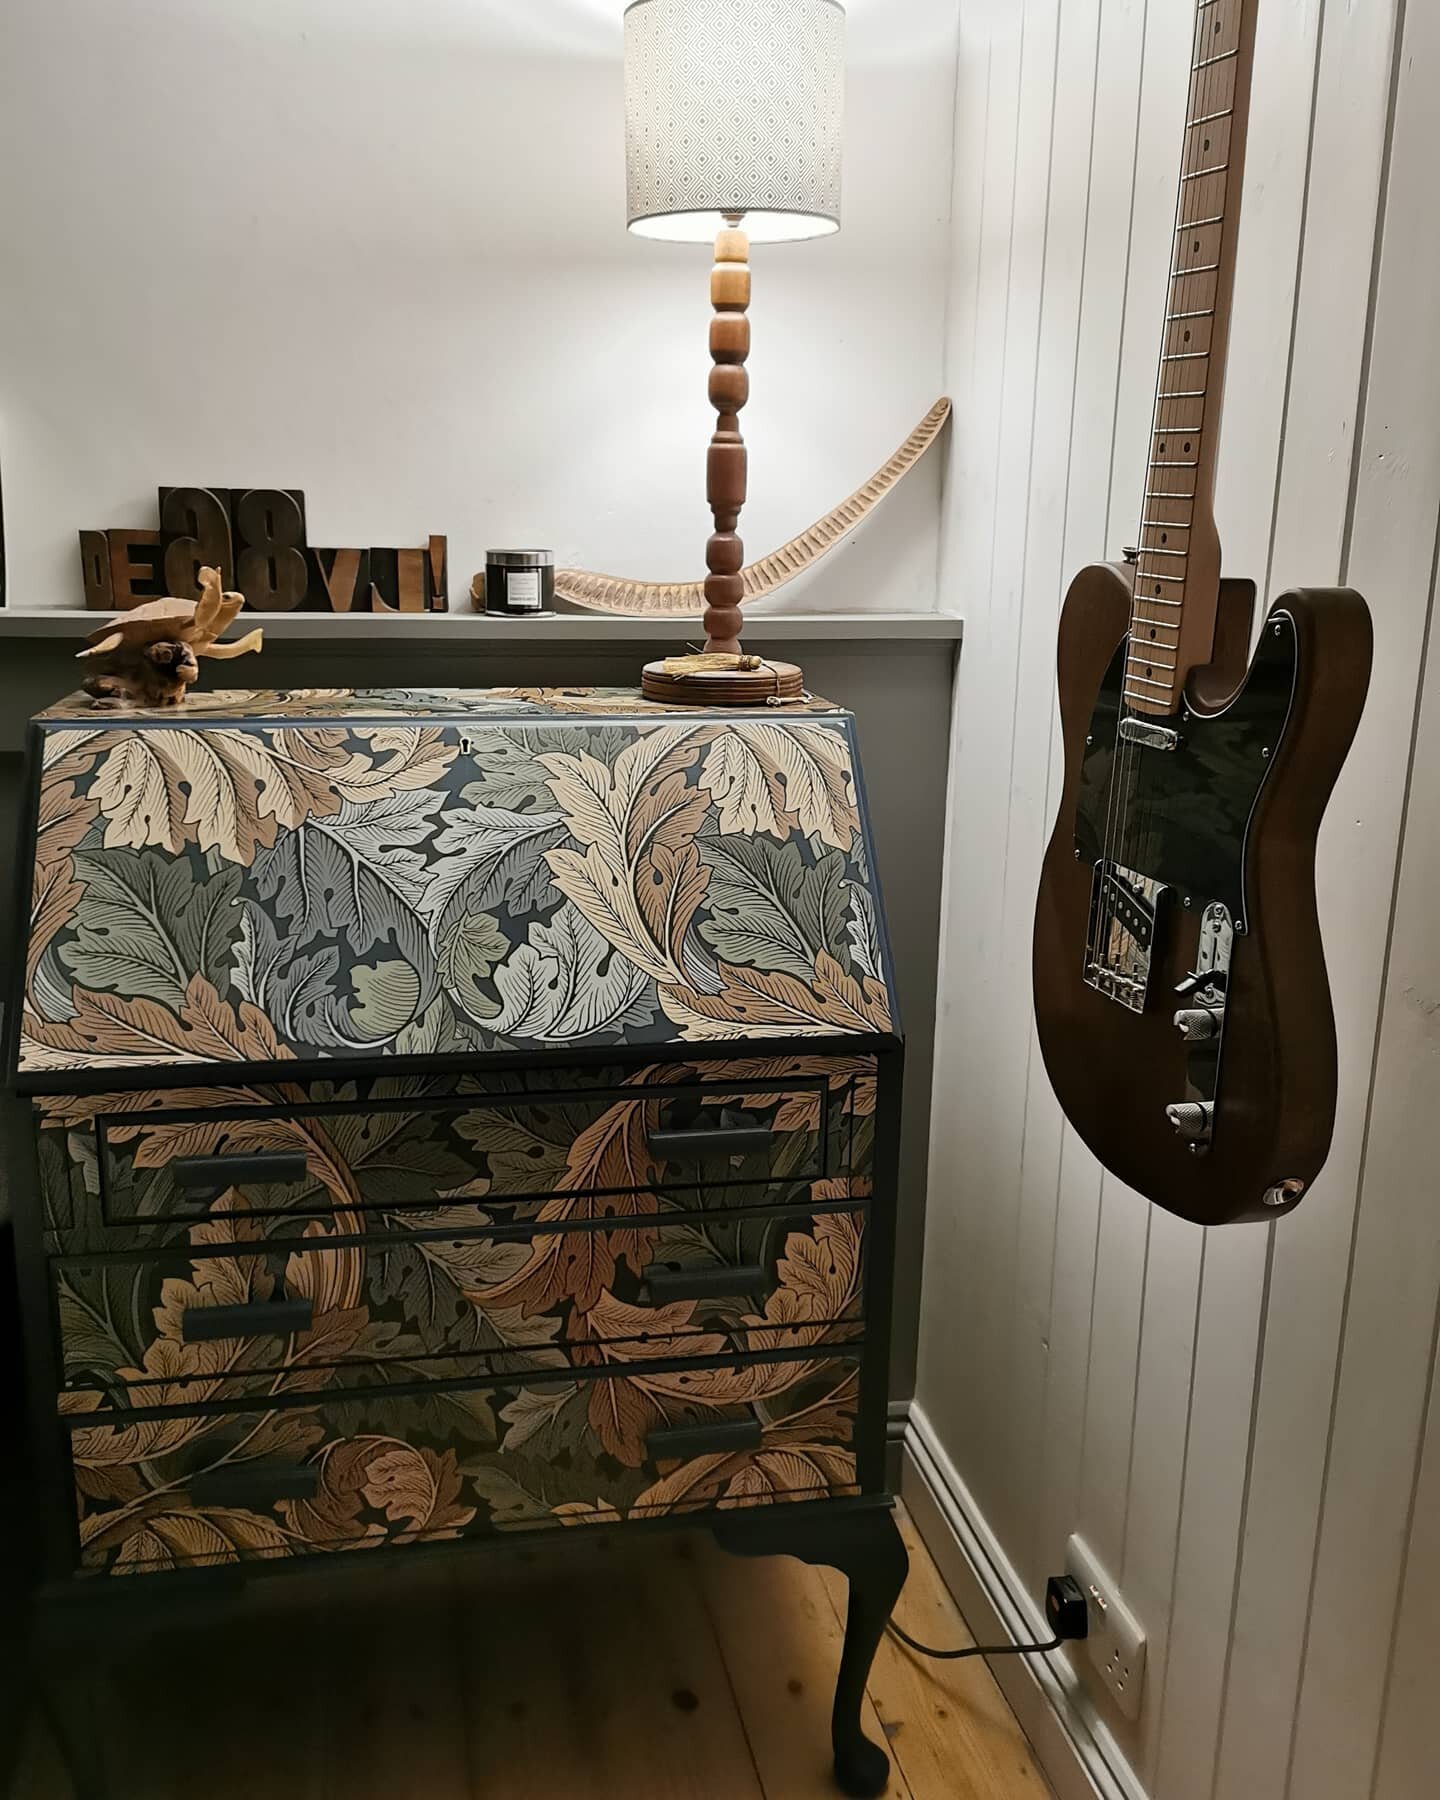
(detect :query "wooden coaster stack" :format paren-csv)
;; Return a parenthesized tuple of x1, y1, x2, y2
(641, 657, 805, 707)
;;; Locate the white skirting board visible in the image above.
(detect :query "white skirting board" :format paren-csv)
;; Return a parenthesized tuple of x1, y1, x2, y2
(899, 1402, 1150, 1800)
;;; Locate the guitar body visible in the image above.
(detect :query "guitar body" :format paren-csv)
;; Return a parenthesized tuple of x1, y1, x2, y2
(1033, 563, 1371, 1224)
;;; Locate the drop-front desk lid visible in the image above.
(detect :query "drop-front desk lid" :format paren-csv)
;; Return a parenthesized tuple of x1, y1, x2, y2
(11, 686, 897, 1085)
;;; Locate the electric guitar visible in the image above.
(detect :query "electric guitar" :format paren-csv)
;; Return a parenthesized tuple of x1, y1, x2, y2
(1032, 0, 1371, 1227)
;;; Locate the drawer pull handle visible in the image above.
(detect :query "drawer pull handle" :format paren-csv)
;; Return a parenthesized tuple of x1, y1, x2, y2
(172, 1151, 308, 1202)
(645, 1419, 763, 1461)
(181, 1299, 314, 1344)
(647, 1122, 775, 1161)
(643, 1263, 771, 1304)
(188, 1463, 319, 1507)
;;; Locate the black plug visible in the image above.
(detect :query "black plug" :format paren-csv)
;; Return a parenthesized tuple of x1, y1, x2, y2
(1044, 1573, 1089, 1641)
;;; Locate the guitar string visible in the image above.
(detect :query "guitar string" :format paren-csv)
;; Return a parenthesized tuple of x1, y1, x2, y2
(1097, 0, 1212, 985)
(1101, 0, 1227, 991)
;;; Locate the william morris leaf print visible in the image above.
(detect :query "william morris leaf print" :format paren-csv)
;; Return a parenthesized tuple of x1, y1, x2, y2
(698, 834, 851, 982)
(697, 722, 859, 849)
(60, 849, 243, 1008)
(489, 905, 656, 1042)
(21, 695, 894, 1070)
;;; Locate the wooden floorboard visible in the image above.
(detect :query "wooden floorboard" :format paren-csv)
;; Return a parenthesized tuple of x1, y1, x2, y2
(8, 1508, 1051, 1799)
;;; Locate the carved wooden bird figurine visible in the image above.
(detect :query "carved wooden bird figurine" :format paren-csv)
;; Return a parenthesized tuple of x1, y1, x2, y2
(77, 566, 264, 707)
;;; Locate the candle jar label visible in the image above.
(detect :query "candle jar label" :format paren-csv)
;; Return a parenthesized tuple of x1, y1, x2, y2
(506, 570, 542, 611)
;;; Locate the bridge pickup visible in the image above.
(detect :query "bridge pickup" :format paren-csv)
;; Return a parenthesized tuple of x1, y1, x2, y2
(1118, 717, 1180, 751)
(1083, 861, 1172, 1014)
(1101, 868, 1159, 949)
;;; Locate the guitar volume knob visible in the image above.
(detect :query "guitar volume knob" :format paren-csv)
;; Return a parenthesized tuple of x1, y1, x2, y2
(1174, 1007, 1221, 1041)
(1166, 1102, 1214, 1142)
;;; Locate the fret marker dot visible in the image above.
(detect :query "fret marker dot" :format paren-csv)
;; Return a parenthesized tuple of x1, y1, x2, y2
(1154, 584, 1162, 595)
(1184, 441, 1192, 451)
(1161, 533, 1168, 543)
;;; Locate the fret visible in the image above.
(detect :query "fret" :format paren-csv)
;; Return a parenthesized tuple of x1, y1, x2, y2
(1160, 352, 1208, 362)
(1140, 518, 1193, 530)
(1137, 548, 1187, 558)
(1171, 261, 1220, 277)
(1125, 674, 1176, 693)
(1129, 596, 1182, 609)
(1177, 214, 1225, 231)
(1181, 163, 1230, 181)
(1193, 49, 1238, 71)
(1138, 573, 1185, 585)
(1189, 106, 1234, 127)
(1154, 390, 1206, 401)
(1128, 654, 1178, 672)
(1166, 307, 1215, 320)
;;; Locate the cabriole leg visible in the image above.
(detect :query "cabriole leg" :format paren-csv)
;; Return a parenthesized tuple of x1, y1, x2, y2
(714, 1507, 909, 1798)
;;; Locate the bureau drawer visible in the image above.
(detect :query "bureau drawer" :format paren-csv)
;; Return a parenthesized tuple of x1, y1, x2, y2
(53, 1201, 867, 1410)
(66, 1354, 862, 1576)
(88, 1075, 849, 1239)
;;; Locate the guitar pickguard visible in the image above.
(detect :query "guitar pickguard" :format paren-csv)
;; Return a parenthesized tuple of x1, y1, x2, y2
(1073, 612, 1299, 927)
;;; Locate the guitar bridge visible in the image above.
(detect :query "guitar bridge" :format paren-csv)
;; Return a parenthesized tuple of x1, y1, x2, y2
(1083, 861, 1171, 1013)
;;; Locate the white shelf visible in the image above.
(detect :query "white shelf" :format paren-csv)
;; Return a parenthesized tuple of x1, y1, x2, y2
(0, 608, 963, 644)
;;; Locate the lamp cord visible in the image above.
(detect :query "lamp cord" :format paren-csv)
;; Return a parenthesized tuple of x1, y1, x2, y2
(885, 1620, 1063, 1662)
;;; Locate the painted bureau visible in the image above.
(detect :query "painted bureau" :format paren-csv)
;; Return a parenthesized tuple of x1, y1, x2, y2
(5, 684, 907, 1798)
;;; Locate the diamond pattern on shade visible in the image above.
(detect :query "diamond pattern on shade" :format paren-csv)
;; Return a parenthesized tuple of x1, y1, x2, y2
(625, 0, 845, 241)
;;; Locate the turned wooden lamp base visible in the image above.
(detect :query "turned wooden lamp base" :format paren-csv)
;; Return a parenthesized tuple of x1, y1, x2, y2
(640, 656, 804, 706)
(643, 219, 805, 708)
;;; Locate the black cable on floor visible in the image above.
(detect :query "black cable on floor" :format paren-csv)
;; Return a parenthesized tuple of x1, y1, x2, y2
(885, 1620, 1063, 1662)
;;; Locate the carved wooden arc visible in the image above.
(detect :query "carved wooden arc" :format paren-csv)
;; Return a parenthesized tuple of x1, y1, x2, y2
(552, 397, 952, 617)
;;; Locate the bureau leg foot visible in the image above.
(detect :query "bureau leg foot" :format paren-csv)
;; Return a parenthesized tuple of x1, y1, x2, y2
(714, 1508, 909, 1798)
(37, 1672, 108, 1800)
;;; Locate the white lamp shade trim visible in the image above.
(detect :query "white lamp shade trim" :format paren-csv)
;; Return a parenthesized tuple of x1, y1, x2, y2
(624, 0, 845, 244)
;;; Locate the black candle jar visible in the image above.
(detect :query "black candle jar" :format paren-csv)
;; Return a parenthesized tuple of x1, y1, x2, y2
(485, 549, 555, 616)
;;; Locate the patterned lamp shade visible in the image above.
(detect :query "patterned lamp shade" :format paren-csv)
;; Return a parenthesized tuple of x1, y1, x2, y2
(624, 0, 845, 244)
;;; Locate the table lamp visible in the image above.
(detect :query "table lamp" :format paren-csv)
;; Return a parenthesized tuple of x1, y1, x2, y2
(624, 0, 845, 705)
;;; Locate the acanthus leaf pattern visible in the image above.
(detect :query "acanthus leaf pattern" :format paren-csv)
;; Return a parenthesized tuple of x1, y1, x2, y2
(22, 696, 890, 1072)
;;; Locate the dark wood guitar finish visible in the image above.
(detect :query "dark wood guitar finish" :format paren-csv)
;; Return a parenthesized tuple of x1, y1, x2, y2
(1035, 564, 1370, 1225)
(1032, 0, 1372, 1225)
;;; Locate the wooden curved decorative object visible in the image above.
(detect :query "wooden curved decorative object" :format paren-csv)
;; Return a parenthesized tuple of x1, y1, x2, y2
(550, 397, 952, 618)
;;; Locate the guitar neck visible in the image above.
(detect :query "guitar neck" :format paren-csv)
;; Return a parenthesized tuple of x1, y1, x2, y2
(1126, 0, 1259, 718)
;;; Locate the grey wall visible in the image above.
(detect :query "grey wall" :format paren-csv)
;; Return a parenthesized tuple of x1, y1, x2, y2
(0, 632, 955, 1398)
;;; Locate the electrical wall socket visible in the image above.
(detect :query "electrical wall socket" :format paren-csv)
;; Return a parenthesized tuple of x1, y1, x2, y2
(1065, 1533, 1147, 1721)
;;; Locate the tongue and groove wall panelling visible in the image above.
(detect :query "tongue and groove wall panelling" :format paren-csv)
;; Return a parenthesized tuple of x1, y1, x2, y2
(1270, 3, 1440, 1794)
(914, 2, 1440, 1800)
(1208, 3, 1420, 1797)
(921, 0, 1025, 1538)
(997, 0, 1102, 1616)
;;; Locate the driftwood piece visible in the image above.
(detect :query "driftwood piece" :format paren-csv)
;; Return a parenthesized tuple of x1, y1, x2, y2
(547, 396, 951, 618)
(76, 567, 264, 707)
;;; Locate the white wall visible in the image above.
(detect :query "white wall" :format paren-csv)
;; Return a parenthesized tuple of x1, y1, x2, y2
(916, 3, 1440, 1799)
(0, 0, 957, 614)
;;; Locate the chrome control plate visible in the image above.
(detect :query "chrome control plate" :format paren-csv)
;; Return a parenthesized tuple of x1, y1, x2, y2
(1166, 900, 1234, 1153)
